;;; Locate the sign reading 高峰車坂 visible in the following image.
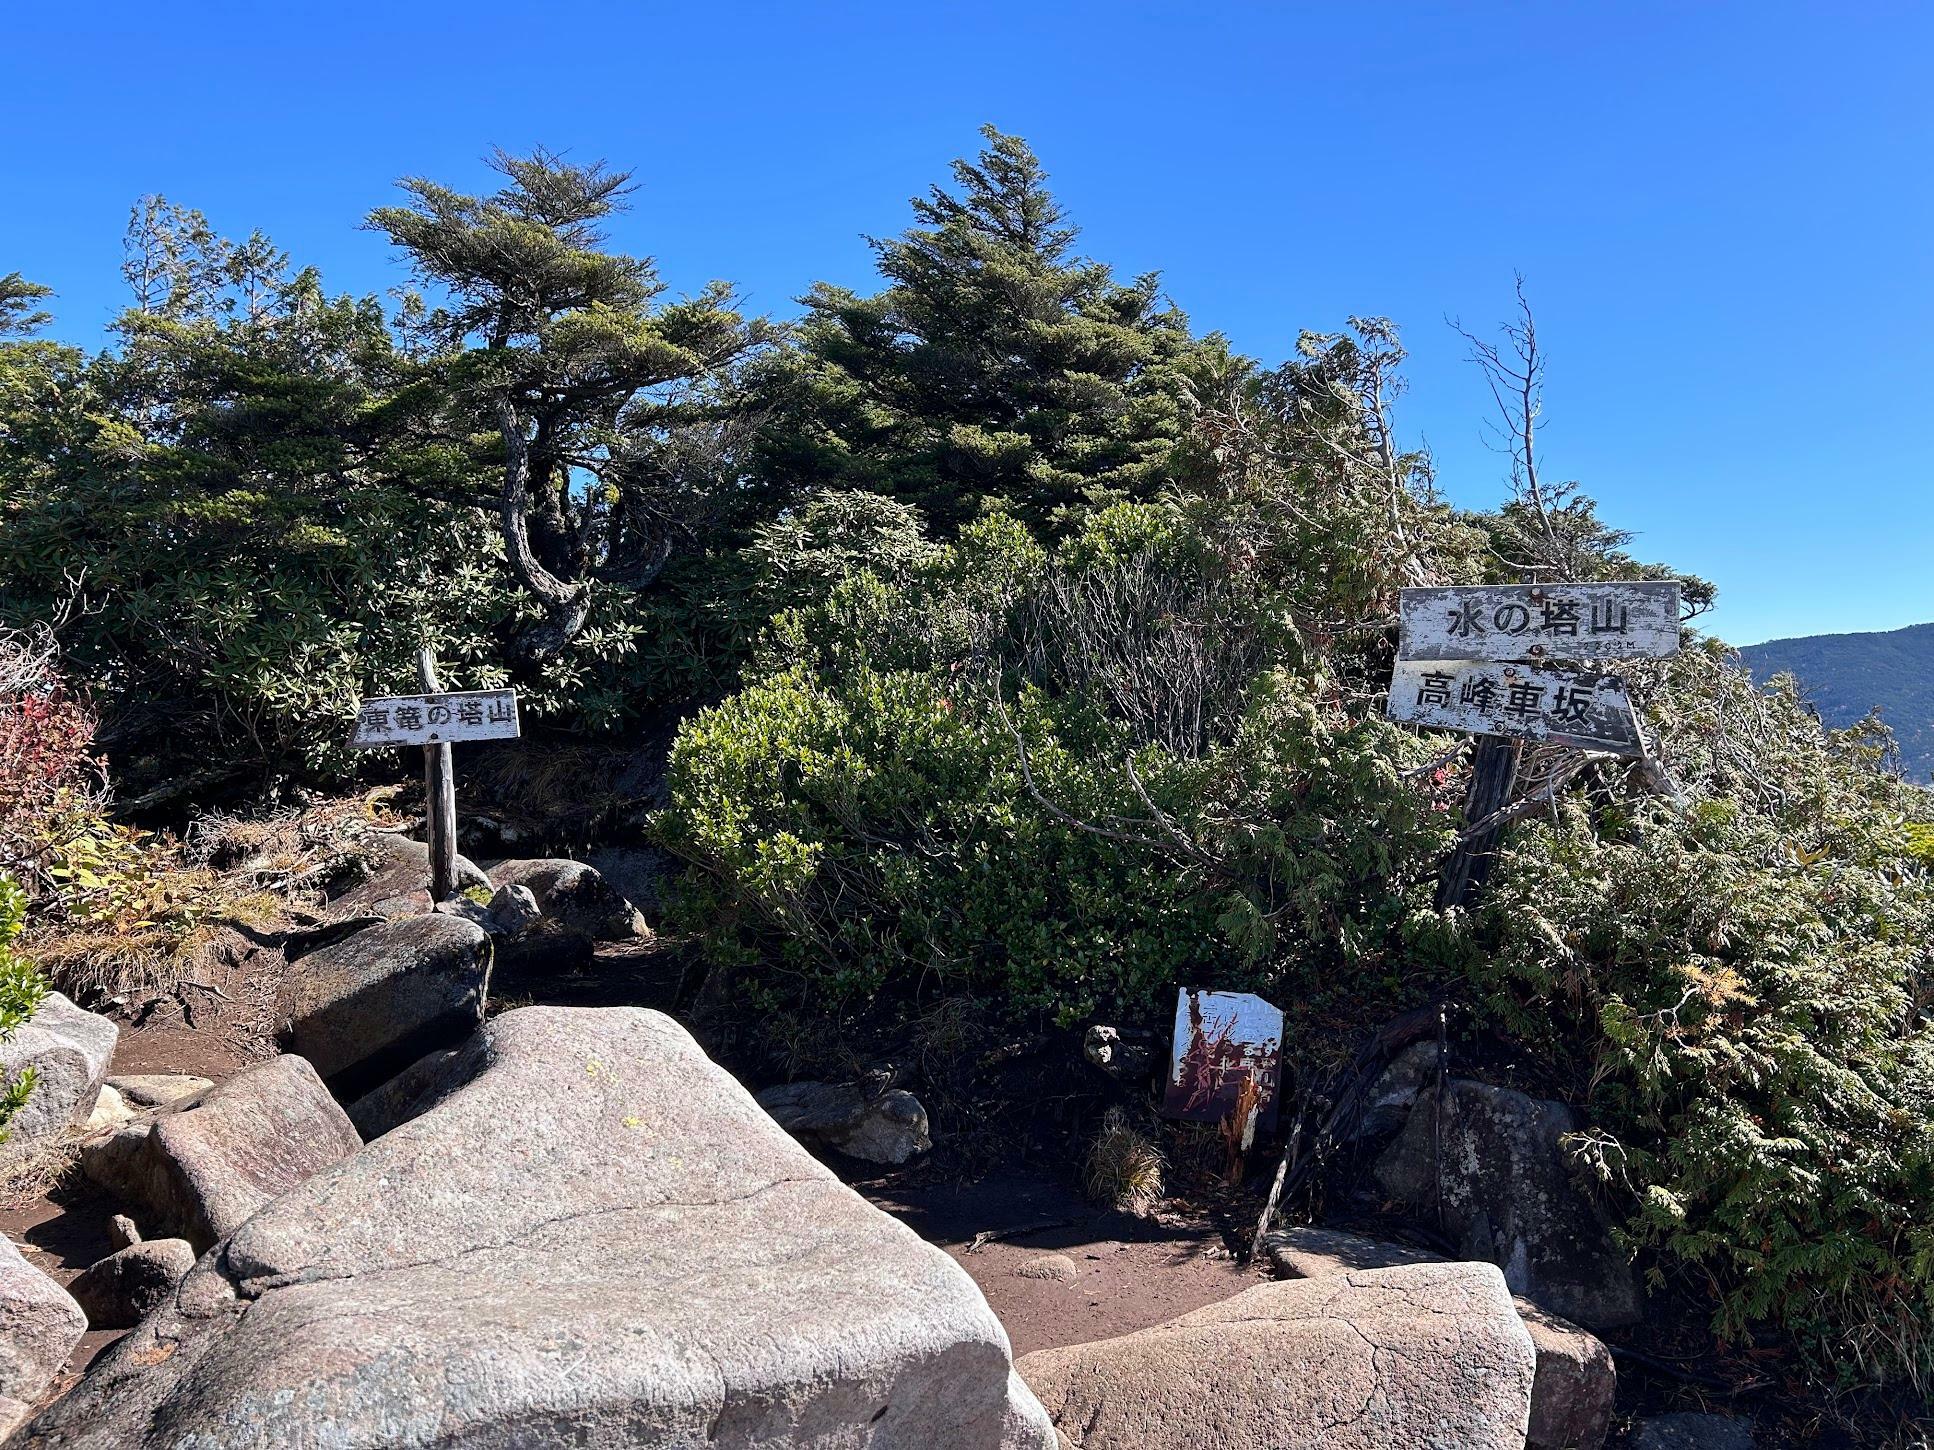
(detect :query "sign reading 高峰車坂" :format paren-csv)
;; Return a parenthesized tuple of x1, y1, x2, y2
(1398, 582, 1681, 663)
(348, 689, 520, 749)
(1386, 660, 1644, 757)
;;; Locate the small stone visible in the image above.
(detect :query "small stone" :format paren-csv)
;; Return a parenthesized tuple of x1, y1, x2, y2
(67, 1239, 197, 1330)
(485, 884, 541, 936)
(1014, 1254, 1079, 1283)
(489, 858, 647, 941)
(106, 1214, 142, 1251)
(80, 1084, 135, 1132)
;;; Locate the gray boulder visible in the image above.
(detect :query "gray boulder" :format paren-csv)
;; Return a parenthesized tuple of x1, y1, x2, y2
(757, 1080, 932, 1165)
(25, 1006, 1056, 1448)
(0, 1235, 84, 1439)
(1374, 1078, 1643, 1330)
(81, 1055, 361, 1252)
(1518, 1298, 1617, 1450)
(484, 882, 541, 935)
(0, 992, 117, 1152)
(66, 1239, 197, 1330)
(1264, 1225, 1615, 1450)
(1017, 1261, 1535, 1449)
(490, 856, 648, 940)
(1353, 1039, 1438, 1140)
(279, 913, 490, 1098)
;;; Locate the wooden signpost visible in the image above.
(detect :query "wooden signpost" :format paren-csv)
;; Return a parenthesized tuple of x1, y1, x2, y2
(1387, 582, 1680, 908)
(348, 650, 521, 902)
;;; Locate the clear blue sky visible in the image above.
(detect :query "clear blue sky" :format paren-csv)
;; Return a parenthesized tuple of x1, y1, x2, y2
(5, 1, 1927, 646)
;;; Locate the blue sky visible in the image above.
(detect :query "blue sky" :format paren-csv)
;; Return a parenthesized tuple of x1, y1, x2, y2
(4, 1, 1927, 646)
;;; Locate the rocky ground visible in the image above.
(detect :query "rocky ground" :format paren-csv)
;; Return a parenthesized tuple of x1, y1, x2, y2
(0, 823, 1817, 1446)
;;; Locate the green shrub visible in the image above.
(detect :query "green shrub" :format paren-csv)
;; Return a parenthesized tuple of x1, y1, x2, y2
(659, 504, 1458, 1038)
(1479, 649, 1934, 1390)
(0, 874, 50, 1141)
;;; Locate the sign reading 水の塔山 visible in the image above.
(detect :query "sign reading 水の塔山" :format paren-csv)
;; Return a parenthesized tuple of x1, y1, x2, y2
(1397, 582, 1681, 663)
(348, 689, 520, 749)
(1385, 581, 1680, 758)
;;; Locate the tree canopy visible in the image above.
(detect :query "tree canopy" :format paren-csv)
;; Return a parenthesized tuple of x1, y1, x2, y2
(756, 126, 1227, 534)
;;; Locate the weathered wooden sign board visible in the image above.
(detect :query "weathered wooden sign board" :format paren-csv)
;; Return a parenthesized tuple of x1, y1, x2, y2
(348, 689, 520, 749)
(1387, 660, 1644, 757)
(348, 655, 520, 903)
(1399, 581, 1681, 662)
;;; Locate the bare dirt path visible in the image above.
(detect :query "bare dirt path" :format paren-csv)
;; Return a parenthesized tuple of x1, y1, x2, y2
(863, 1169, 1262, 1357)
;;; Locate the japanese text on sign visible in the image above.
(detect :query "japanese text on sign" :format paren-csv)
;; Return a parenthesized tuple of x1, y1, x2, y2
(1385, 661, 1644, 756)
(1398, 582, 1681, 662)
(349, 689, 521, 748)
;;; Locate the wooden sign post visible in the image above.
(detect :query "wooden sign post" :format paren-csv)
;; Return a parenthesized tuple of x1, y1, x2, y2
(348, 657, 521, 903)
(1387, 582, 1680, 909)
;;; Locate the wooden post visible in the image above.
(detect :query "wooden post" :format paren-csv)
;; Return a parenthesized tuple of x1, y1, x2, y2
(416, 646, 458, 903)
(1435, 733, 1520, 911)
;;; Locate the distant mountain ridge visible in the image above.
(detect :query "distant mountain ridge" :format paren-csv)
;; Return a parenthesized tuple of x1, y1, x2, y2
(1739, 622, 1934, 783)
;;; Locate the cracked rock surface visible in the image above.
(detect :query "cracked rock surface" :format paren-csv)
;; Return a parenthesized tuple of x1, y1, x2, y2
(22, 1006, 1055, 1449)
(1015, 1261, 1535, 1450)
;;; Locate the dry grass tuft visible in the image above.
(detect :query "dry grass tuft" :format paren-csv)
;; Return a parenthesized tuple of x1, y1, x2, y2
(1083, 1105, 1165, 1215)
(0, 1130, 83, 1208)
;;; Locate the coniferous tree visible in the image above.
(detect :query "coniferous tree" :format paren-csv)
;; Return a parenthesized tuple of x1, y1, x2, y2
(759, 127, 1227, 535)
(370, 151, 774, 660)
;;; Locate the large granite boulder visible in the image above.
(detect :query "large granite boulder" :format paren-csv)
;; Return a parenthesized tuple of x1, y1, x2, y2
(1017, 1261, 1535, 1449)
(278, 914, 490, 1098)
(81, 1055, 361, 1253)
(489, 857, 647, 941)
(0, 993, 116, 1153)
(0, 1235, 84, 1439)
(1263, 1225, 1616, 1450)
(1374, 1078, 1643, 1330)
(23, 1007, 1055, 1448)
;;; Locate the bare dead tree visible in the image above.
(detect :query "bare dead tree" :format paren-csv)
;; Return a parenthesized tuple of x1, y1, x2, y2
(1450, 274, 1581, 578)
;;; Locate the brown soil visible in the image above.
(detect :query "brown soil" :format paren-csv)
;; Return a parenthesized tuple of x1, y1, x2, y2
(863, 1169, 1262, 1357)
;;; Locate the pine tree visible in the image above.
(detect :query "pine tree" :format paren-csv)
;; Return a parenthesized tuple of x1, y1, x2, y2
(760, 126, 1224, 535)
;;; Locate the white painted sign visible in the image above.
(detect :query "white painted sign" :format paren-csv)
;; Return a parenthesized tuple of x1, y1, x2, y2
(1386, 660, 1644, 756)
(1398, 582, 1681, 663)
(349, 689, 520, 749)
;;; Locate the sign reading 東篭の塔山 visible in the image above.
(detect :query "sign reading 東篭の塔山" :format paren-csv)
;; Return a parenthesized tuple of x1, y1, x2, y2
(348, 689, 520, 749)
(1397, 582, 1681, 663)
(1386, 659, 1645, 757)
